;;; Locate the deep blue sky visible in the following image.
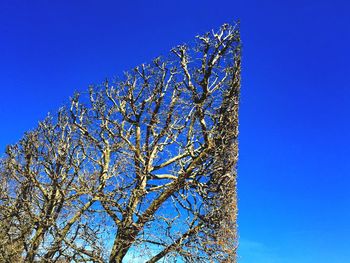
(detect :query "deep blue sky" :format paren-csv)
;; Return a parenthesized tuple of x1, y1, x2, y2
(1, 0, 349, 262)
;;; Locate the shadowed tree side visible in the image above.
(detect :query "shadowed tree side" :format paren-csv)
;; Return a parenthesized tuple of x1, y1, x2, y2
(0, 22, 240, 263)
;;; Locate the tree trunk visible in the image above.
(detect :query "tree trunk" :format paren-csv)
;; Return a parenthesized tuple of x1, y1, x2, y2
(109, 225, 138, 263)
(25, 227, 46, 262)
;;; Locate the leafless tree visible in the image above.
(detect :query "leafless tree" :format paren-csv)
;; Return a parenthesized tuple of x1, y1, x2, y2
(0, 22, 240, 263)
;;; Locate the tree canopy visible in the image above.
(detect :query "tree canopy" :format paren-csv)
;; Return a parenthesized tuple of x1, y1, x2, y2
(0, 22, 240, 263)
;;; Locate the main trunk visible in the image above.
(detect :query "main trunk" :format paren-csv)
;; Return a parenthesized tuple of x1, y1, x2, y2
(25, 227, 46, 262)
(109, 225, 138, 263)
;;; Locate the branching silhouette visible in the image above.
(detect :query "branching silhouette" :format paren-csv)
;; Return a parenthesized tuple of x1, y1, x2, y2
(0, 22, 240, 263)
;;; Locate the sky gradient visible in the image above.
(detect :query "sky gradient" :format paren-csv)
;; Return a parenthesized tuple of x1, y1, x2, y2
(0, 0, 349, 262)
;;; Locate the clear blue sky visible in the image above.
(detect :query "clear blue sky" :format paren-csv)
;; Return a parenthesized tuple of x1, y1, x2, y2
(0, 0, 349, 262)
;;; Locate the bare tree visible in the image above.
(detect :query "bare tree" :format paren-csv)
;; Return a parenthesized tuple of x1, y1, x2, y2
(0, 22, 240, 262)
